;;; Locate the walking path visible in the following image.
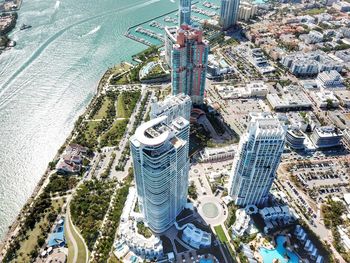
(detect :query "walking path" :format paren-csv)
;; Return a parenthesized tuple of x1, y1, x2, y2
(65, 203, 78, 263)
(89, 88, 152, 260)
(65, 194, 89, 263)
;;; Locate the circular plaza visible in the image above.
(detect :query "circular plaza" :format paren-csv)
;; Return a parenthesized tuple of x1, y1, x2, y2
(197, 195, 228, 226)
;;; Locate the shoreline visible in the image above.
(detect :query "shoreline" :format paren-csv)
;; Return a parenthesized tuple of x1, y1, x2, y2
(0, 67, 111, 256)
(0, 0, 23, 52)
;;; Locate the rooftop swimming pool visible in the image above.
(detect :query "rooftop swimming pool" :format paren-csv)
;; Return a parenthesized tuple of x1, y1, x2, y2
(259, 235, 300, 263)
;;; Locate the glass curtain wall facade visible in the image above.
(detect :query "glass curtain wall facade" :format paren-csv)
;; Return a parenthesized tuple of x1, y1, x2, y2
(228, 113, 286, 207)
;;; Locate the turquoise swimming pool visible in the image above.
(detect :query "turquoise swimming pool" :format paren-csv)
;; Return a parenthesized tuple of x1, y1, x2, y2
(199, 259, 213, 263)
(259, 235, 299, 263)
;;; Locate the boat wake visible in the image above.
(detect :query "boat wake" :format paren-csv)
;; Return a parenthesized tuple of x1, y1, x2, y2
(82, 25, 101, 37)
(0, 0, 159, 108)
(54, 0, 60, 9)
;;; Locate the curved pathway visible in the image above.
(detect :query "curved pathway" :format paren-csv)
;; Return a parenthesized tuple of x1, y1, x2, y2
(65, 204, 79, 263)
(65, 195, 89, 263)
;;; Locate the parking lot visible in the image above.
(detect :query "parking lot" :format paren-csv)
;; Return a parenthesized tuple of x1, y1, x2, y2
(289, 160, 350, 197)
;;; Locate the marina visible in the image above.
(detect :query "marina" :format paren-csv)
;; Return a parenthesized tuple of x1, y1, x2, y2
(125, 0, 222, 46)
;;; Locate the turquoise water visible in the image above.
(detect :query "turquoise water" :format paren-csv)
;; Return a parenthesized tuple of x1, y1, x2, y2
(129, 0, 221, 46)
(259, 235, 299, 263)
(0, 0, 183, 239)
(200, 259, 213, 263)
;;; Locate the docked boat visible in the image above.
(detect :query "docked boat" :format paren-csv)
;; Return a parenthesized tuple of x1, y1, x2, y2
(20, 24, 32, 30)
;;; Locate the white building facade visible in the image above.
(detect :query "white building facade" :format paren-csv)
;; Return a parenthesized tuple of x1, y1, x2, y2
(310, 126, 343, 148)
(238, 1, 258, 21)
(150, 94, 192, 124)
(130, 116, 190, 233)
(181, 223, 211, 249)
(228, 113, 286, 206)
(220, 0, 241, 30)
(317, 70, 343, 87)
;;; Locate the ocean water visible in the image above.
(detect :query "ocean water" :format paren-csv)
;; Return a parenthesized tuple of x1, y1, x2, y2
(0, 0, 180, 239)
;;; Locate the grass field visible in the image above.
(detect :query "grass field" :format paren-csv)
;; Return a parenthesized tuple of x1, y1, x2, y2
(65, 207, 88, 263)
(65, 216, 75, 263)
(100, 119, 128, 147)
(16, 218, 48, 262)
(214, 225, 228, 243)
(85, 120, 100, 143)
(93, 97, 111, 120)
(15, 199, 64, 262)
(117, 93, 127, 118)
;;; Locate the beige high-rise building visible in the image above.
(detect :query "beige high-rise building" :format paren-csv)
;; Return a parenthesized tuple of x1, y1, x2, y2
(238, 2, 258, 21)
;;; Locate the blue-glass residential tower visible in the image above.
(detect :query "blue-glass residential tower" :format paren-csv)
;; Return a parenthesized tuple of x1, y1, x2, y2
(130, 116, 190, 233)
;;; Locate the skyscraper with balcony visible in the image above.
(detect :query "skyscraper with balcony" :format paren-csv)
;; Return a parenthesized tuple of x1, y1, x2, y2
(220, 0, 240, 30)
(150, 94, 192, 125)
(228, 113, 286, 207)
(130, 115, 190, 233)
(179, 0, 192, 26)
(169, 24, 209, 105)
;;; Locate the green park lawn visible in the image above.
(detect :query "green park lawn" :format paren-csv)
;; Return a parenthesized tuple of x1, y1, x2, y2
(117, 93, 127, 118)
(15, 199, 64, 262)
(92, 97, 111, 120)
(214, 225, 228, 243)
(100, 119, 128, 147)
(65, 209, 88, 263)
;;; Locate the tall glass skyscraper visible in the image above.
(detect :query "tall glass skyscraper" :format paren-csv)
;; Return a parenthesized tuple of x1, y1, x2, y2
(179, 0, 192, 26)
(169, 24, 209, 105)
(130, 115, 190, 233)
(228, 113, 286, 207)
(220, 0, 240, 30)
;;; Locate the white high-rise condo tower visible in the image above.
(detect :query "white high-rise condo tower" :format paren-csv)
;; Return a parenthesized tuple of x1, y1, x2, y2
(179, 0, 191, 26)
(228, 113, 286, 207)
(150, 94, 192, 125)
(130, 115, 190, 233)
(220, 0, 240, 30)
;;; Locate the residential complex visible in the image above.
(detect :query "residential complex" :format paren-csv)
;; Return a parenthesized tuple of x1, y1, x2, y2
(311, 88, 340, 108)
(150, 94, 192, 124)
(301, 30, 323, 45)
(317, 70, 343, 88)
(295, 225, 324, 263)
(130, 115, 190, 233)
(181, 223, 211, 249)
(228, 113, 286, 206)
(164, 26, 177, 66)
(220, 0, 240, 30)
(116, 188, 164, 261)
(281, 51, 343, 76)
(169, 24, 209, 104)
(238, 1, 258, 22)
